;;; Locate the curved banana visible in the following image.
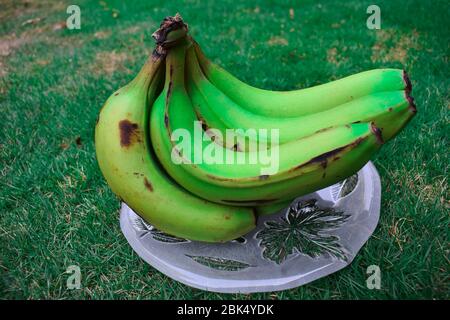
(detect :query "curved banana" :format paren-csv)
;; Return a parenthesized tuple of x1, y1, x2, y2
(187, 45, 414, 144)
(193, 40, 410, 118)
(95, 52, 255, 242)
(150, 43, 385, 205)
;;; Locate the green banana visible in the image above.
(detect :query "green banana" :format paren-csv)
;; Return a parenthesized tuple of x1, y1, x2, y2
(193, 40, 410, 118)
(187, 45, 414, 144)
(149, 42, 386, 205)
(95, 13, 418, 243)
(95, 51, 255, 242)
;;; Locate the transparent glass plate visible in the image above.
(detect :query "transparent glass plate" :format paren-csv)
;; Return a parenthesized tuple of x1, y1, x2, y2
(120, 161, 381, 293)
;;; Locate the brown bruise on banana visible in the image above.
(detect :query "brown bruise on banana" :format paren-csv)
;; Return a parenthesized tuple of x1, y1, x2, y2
(290, 136, 368, 173)
(206, 131, 370, 183)
(143, 177, 153, 192)
(370, 122, 384, 144)
(299, 123, 384, 173)
(119, 120, 141, 147)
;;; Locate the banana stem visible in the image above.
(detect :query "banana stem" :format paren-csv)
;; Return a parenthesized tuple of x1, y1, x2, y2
(165, 45, 188, 88)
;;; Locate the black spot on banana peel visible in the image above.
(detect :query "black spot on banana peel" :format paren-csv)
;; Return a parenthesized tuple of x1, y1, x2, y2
(164, 113, 169, 128)
(166, 80, 173, 103)
(200, 120, 208, 131)
(164, 66, 173, 131)
(169, 63, 174, 77)
(164, 65, 174, 127)
(119, 120, 141, 147)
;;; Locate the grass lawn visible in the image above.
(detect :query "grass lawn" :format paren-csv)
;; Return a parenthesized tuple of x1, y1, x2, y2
(0, 0, 448, 299)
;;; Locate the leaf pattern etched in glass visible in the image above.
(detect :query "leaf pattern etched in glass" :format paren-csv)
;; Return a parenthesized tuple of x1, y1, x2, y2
(331, 173, 359, 201)
(132, 216, 188, 243)
(340, 174, 359, 198)
(256, 199, 350, 264)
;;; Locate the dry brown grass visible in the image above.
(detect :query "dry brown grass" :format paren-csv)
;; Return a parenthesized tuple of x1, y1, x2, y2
(371, 28, 421, 64)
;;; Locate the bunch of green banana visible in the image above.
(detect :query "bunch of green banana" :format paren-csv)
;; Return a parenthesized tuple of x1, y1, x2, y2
(95, 14, 416, 242)
(95, 16, 255, 242)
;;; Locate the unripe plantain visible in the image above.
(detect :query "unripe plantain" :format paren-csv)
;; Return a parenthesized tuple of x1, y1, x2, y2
(193, 40, 410, 118)
(150, 42, 386, 205)
(187, 45, 415, 144)
(95, 21, 255, 242)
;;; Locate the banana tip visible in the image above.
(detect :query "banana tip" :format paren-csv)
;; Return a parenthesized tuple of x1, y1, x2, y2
(406, 92, 417, 114)
(370, 122, 384, 145)
(403, 70, 412, 94)
(402, 70, 417, 114)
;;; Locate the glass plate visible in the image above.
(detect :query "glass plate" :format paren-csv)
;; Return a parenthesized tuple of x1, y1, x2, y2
(120, 161, 381, 293)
